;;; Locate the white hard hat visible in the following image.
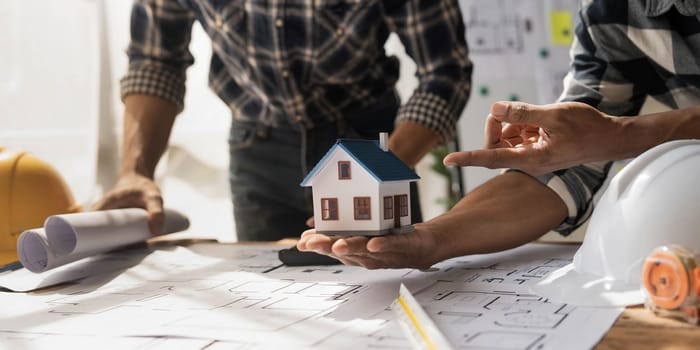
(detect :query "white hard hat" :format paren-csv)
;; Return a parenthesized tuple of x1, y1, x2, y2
(531, 140, 700, 307)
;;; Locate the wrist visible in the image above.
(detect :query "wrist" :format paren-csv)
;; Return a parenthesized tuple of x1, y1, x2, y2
(616, 114, 668, 159)
(119, 148, 157, 179)
(389, 122, 439, 168)
(117, 170, 153, 181)
(415, 215, 469, 265)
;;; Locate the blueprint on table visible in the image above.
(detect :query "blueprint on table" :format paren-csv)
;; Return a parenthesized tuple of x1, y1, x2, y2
(0, 242, 621, 349)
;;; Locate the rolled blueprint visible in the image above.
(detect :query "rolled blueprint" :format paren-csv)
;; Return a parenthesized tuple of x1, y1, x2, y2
(17, 208, 189, 273)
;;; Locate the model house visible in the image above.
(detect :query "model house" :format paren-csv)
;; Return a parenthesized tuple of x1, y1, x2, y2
(301, 133, 419, 236)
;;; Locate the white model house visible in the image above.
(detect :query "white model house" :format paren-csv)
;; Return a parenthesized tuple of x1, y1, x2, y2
(301, 133, 419, 236)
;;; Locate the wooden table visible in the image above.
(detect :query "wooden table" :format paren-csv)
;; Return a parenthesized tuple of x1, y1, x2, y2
(597, 306, 699, 349)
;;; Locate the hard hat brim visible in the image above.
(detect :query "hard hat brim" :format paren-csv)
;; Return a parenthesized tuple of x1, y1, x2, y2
(530, 263, 645, 307)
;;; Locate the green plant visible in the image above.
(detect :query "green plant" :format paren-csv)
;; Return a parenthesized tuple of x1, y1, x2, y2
(429, 146, 461, 210)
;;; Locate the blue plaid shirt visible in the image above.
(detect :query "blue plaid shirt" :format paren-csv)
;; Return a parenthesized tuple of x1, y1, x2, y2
(541, 0, 700, 234)
(121, 0, 472, 144)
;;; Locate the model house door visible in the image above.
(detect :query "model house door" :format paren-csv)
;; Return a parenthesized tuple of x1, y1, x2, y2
(393, 195, 401, 228)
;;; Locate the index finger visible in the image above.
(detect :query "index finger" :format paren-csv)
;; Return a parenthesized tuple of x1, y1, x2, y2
(442, 147, 532, 170)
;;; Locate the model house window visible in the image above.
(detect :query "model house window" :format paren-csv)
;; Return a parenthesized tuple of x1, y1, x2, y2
(338, 161, 351, 179)
(321, 198, 338, 220)
(383, 196, 393, 219)
(398, 194, 409, 217)
(354, 197, 371, 220)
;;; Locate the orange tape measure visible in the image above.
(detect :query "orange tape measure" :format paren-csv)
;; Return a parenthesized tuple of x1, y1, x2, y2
(642, 245, 700, 324)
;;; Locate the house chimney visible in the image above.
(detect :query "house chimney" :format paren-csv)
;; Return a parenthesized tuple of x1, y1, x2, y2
(379, 132, 389, 152)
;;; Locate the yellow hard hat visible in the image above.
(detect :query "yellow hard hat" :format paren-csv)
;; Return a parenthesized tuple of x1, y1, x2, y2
(0, 147, 82, 265)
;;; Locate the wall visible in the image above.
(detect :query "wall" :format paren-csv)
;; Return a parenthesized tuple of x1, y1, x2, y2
(0, 0, 100, 206)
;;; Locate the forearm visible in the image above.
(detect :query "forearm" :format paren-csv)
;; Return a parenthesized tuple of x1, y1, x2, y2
(388, 121, 439, 168)
(423, 171, 568, 262)
(120, 94, 179, 178)
(614, 106, 700, 159)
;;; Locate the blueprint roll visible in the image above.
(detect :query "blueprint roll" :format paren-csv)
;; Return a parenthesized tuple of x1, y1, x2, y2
(17, 208, 189, 273)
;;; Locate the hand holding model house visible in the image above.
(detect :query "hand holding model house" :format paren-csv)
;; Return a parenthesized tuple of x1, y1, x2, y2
(301, 133, 419, 236)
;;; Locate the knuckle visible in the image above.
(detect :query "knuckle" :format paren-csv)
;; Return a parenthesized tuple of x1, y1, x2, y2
(119, 189, 144, 202)
(147, 194, 164, 205)
(483, 152, 498, 169)
(511, 103, 528, 123)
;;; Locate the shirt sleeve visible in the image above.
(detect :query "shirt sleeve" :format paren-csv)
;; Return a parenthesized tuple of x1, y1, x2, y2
(119, 0, 196, 111)
(383, 0, 473, 144)
(537, 1, 647, 235)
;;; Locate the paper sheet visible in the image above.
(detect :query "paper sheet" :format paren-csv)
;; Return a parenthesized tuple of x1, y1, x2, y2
(0, 244, 413, 347)
(321, 244, 623, 350)
(394, 283, 454, 350)
(396, 245, 622, 350)
(0, 242, 623, 349)
(16, 208, 189, 274)
(403, 280, 621, 350)
(0, 331, 216, 350)
(0, 246, 156, 292)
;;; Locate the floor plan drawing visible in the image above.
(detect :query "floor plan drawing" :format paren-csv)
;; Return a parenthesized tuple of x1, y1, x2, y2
(413, 243, 577, 286)
(0, 243, 620, 350)
(410, 281, 618, 350)
(0, 331, 223, 350)
(0, 244, 409, 347)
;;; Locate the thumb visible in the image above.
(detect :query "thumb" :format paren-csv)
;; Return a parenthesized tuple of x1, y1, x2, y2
(491, 101, 548, 126)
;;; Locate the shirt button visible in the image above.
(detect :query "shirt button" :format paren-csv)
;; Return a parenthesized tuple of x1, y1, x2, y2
(214, 16, 224, 28)
(275, 18, 284, 28)
(281, 70, 290, 78)
(294, 115, 304, 122)
(335, 28, 344, 37)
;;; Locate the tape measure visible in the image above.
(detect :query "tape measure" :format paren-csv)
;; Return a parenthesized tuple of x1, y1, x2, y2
(642, 245, 700, 324)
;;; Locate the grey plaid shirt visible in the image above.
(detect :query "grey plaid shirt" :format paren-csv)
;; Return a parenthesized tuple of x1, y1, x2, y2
(120, 0, 472, 144)
(542, 0, 700, 235)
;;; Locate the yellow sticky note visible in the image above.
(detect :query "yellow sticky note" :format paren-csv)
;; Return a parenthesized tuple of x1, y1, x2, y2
(550, 11, 573, 45)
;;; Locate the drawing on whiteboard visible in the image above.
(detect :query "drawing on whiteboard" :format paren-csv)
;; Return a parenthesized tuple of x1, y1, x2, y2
(462, 0, 528, 55)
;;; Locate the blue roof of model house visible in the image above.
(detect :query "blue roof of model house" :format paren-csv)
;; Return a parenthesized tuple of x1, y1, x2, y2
(300, 139, 420, 186)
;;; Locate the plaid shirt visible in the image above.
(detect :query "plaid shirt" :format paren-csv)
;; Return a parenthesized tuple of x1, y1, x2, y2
(121, 0, 472, 144)
(541, 0, 700, 235)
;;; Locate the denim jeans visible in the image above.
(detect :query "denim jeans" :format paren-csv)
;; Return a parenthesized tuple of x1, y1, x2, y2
(228, 91, 422, 241)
